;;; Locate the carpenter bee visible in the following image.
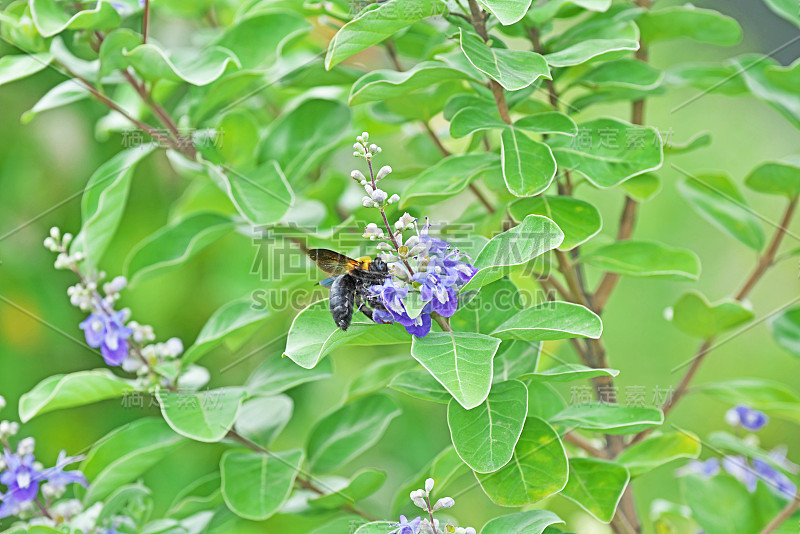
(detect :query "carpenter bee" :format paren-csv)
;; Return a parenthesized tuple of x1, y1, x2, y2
(307, 249, 390, 331)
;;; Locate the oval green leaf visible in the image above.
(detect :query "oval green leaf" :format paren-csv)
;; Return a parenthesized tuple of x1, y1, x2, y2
(492, 301, 603, 341)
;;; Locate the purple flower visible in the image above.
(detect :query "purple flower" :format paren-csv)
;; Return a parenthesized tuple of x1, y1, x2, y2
(79, 310, 133, 366)
(675, 458, 720, 478)
(752, 458, 797, 498)
(372, 278, 409, 318)
(404, 312, 432, 338)
(725, 405, 769, 432)
(391, 515, 421, 534)
(372, 308, 395, 324)
(722, 455, 757, 492)
(0, 452, 41, 516)
(40, 451, 87, 491)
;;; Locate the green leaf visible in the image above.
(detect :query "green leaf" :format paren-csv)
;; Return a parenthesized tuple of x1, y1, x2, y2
(695, 378, 800, 422)
(548, 118, 663, 188)
(763, 0, 800, 29)
(449, 106, 507, 138)
(0, 54, 52, 88)
(233, 395, 293, 448)
(354, 523, 396, 534)
(206, 161, 294, 226)
(125, 212, 234, 284)
(478, 0, 534, 25)
(307, 394, 402, 473)
(453, 277, 525, 335)
(551, 404, 664, 435)
(283, 299, 410, 369)
(400, 153, 500, 208)
(21, 78, 88, 123)
(621, 172, 661, 201)
(167, 473, 222, 519)
(667, 291, 754, 339)
(745, 158, 800, 198)
(182, 295, 272, 366)
(215, 12, 310, 69)
(475, 416, 568, 506)
(259, 98, 351, 178)
(509, 196, 601, 250)
(246, 356, 334, 396)
(31, 0, 120, 37)
(73, 146, 155, 266)
(581, 240, 701, 281)
(325, 0, 445, 69)
(521, 364, 619, 383)
(462, 214, 564, 291)
(681, 474, 763, 534)
(544, 39, 639, 68)
(637, 6, 742, 46)
(527, 0, 611, 26)
(124, 44, 240, 86)
(479, 510, 564, 534)
(460, 29, 550, 91)
(492, 301, 603, 341)
(448, 380, 528, 473)
(411, 331, 502, 410)
(493, 340, 542, 383)
(350, 61, 473, 105)
(677, 171, 766, 250)
(514, 111, 578, 136)
(578, 59, 664, 91)
(81, 418, 186, 504)
(770, 306, 800, 358)
(156, 387, 246, 442)
(527, 383, 567, 420)
(220, 449, 303, 521)
(308, 469, 387, 509)
(561, 458, 630, 523)
(347, 356, 414, 401)
(389, 368, 452, 404)
(666, 63, 748, 96)
(501, 127, 558, 197)
(19, 369, 134, 423)
(664, 131, 713, 155)
(734, 54, 800, 130)
(616, 432, 701, 477)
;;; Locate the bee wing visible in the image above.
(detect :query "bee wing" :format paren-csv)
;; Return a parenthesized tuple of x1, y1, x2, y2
(307, 249, 358, 276)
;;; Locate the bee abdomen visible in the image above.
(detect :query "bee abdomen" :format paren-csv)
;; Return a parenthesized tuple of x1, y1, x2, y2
(329, 275, 357, 330)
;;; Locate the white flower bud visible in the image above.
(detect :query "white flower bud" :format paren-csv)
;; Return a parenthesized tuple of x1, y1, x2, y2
(370, 189, 388, 204)
(363, 223, 385, 240)
(425, 478, 435, 493)
(410, 489, 428, 510)
(395, 213, 416, 230)
(0, 456, 6, 471)
(43, 237, 57, 250)
(364, 184, 374, 196)
(376, 242, 393, 251)
(361, 131, 369, 141)
(103, 275, 127, 295)
(362, 196, 374, 208)
(353, 143, 362, 151)
(351, 170, 366, 182)
(388, 194, 400, 204)
(62, 233, 73, 246)
(165, 337, 184, 357)
(17, 437, 35, 455)
(50, 227, 60, 239)
(369, 143, 378, 153)
(432, 497, 454, 511)
(9, 422, 19, 436)
(0, 396, 5, 411)
(376, 165, 392, 181)
(121, 357, 143, 373)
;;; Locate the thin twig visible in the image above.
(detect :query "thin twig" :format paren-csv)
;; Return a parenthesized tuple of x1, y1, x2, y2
(759, 494, 800, 534)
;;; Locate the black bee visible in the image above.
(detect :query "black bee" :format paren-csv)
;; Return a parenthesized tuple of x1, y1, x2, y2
(308, 249, 390, 330)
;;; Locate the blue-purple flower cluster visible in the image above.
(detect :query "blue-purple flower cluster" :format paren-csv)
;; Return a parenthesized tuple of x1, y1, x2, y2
(0, 405, 87, 520)
(388, 478, 475, 534)
(45, 227, 184, 372)
(349, 133, 477, 338)
(677, 405, 797, 499)
(368, 222, 477, 337)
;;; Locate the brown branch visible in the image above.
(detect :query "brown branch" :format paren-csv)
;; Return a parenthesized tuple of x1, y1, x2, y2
(630, 195, 799, 446)
(759, 494, 800, 534)
(563, 432, 608, 458)
(593, 196, 638, 312)
(467, 0, 512, 125)
(142, 0, 151, 43)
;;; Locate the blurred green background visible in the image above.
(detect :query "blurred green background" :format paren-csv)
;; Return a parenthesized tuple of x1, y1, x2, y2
(0, 0, 799, 532)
